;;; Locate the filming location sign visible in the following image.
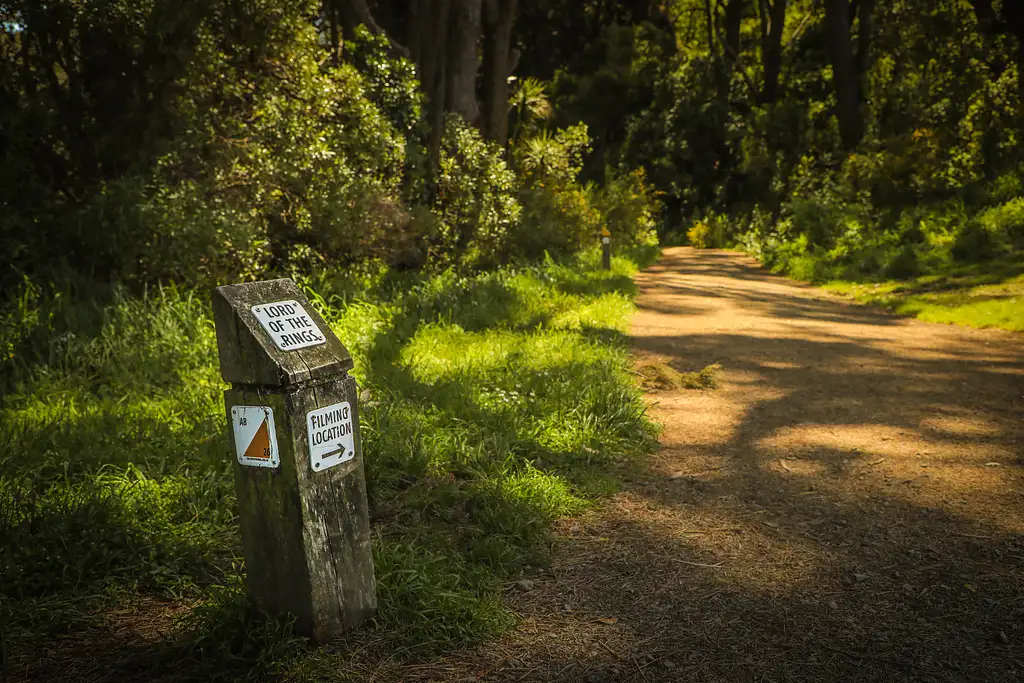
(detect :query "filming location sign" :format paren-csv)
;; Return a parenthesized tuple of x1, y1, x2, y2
(306, 401, 355, 472)
(251, 300, 326, 351)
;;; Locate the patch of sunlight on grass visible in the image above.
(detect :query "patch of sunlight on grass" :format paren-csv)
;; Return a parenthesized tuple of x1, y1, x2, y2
(824, 269, 1024, 332)
(896, 294, 1024, 331)
(550, 292, 632, 333)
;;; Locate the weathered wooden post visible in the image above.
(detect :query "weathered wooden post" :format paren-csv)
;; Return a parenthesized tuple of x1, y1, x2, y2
(211, 278, 375, 641)
(601, 227, 612, 270)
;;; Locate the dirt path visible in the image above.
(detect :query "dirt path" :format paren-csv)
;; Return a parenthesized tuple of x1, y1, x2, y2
(394, 248, 1024, 682)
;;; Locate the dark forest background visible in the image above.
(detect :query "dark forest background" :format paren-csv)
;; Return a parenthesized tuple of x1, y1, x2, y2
(4, 1, 1022, 288)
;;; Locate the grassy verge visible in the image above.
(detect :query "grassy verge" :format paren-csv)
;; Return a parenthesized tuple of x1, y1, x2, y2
(821, 258, 1024, 332)
(0, 246, 659, 681)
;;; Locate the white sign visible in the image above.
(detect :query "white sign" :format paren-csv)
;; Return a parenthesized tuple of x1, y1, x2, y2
(307, 401, 355, 472)
(231, 405, 280, 468)
(251, 300, 326, 351)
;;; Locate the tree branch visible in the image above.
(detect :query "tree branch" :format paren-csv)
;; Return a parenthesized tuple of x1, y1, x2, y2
(339, 0, 410, 58)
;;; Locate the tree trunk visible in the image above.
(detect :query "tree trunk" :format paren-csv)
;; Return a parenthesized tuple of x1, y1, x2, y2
(1018, 37, 1024, 124)
(326, 0, 341, 65)
(761, 0, 786, 103)
(716, 0, 744, 102)
(722, 0, 743, 63)
(855, 0, 874, 80)
(704, 0, 717, 59)
(481, 0, 517, 144)
(407, 0, 425, 67)
(19, 25, 36, 96)
(420, 0, 452, 172)
(823, 0, 863, 149)
(445, 0, 483, 124)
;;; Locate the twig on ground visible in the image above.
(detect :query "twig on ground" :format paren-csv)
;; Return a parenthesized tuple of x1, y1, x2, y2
(599, 640, 620, 659)
(814, 640, 888, 662)
(631, 655, 651, 683)
(671, 559, 725, 568)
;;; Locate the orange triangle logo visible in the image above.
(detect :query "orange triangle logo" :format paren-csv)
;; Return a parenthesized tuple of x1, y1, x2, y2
(244, 417, 271, 460)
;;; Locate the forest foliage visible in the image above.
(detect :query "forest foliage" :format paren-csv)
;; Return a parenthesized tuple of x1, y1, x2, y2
(595, 0, 1024, 282)
(6, 1, 1020, 290)
(0, 0, 661, 293)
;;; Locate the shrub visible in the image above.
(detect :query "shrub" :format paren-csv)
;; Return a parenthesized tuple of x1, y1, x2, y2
(0, 0, 412, 287)
(687, 221, 712, 248)
(432, 116, 522, 268)
(514, 124, 591, 184)
(790, 195, 845, 249)
(513, 184, 603, 260)
(509, 123, 605, 260)
(952, 197, 1024, 262)
(882, 244, 921, 279)
(989, 166, 1024, 204)
(592, 168, 662, 247)
(976, 197, 1024, 249)
(686, 211, 728, 249)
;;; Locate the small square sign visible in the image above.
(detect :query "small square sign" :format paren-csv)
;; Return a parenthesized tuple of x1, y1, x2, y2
(251, 300, 326, 351)
(307, 401, 355, 472)
(231, 405, 280, 468)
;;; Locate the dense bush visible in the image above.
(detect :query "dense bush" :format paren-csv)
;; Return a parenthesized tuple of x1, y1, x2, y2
(507, 122, 660, 260)
(592, 168, 662, 247)
(1, 1, 660, 291)
(0, 0, 417, 287)
(534, 0, 1023, 282)
(432, 116, 522, 268)
(735, 190, 1024, 284)
(511, 124, 601, 259)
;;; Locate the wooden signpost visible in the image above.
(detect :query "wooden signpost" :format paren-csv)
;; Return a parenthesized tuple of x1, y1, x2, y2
(601, 227, 612, 270)
(212, 278, 376, 641)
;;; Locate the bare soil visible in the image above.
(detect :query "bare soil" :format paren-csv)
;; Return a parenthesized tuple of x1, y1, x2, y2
(391, 247, 1024, 682)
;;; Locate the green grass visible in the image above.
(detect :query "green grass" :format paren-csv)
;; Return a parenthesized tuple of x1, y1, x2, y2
(0, 246, 659, 680)
(823, 259, 1024, 332)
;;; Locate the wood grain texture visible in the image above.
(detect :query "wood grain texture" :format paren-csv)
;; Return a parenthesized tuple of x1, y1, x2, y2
(291, 374, 376, 638)
(225, 388, 314, 629)
(225, 377, 376, 640)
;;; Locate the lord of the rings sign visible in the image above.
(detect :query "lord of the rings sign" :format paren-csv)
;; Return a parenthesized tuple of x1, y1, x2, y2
(251, 300, 326, 351)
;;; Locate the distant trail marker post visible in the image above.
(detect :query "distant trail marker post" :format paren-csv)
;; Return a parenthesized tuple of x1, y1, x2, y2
(212, 279, 375, 641)
(601, 227, 612, 270)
